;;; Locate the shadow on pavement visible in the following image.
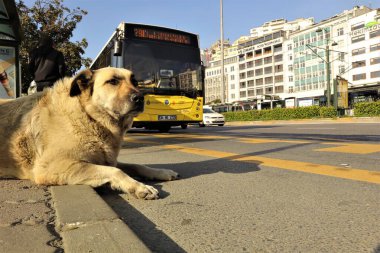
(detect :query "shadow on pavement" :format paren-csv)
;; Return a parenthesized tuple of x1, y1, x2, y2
(99, 191, 186, 253)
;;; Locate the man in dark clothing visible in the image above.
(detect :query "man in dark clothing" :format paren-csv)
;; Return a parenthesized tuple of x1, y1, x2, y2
(29, 34, 66, 92)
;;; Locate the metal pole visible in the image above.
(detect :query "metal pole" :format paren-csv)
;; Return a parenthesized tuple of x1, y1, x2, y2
(326, 44, 331, 107)
(220, 0, 225, 103)
(333, 77, 338, 111)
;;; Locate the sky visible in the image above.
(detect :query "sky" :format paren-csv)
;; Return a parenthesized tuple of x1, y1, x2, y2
(23, 0, 377, 61)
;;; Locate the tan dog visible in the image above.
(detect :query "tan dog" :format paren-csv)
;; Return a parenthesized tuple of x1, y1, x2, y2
(0, 67, 178, 200)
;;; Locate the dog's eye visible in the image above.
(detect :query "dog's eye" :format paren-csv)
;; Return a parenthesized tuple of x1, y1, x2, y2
(106, 78, 119, 85)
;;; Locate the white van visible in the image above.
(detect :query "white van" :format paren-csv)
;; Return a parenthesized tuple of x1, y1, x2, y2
(199, 106, 225, 127)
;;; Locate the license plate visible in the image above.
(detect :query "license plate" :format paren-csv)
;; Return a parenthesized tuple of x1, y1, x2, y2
(158, 115, 177, 121)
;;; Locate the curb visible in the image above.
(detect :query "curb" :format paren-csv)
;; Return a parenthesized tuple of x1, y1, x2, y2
(50, 185, 151, 253)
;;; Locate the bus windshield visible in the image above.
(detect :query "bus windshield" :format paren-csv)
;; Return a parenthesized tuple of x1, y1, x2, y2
(122, 40, 203, 96)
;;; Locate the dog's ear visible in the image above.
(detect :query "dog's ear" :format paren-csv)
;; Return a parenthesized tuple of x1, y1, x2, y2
(70, 69, 94, 97)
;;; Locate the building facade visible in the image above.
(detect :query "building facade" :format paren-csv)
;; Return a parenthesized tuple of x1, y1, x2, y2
(204, 5, 379, 108)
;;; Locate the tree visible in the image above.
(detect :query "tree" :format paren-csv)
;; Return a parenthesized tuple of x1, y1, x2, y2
(16, 0, 92, 92)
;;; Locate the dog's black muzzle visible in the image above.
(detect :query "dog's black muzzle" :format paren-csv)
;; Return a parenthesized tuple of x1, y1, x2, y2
(130, 93, 144, 111)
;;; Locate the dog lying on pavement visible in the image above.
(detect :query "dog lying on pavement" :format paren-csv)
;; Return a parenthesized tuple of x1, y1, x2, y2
(0, 67, 178, 200)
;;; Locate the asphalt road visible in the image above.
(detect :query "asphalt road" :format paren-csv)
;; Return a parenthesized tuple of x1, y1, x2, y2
(99, 122, 380, 253)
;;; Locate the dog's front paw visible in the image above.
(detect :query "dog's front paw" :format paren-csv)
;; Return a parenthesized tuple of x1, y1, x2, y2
(150, 168, 179, 181)
(134, 183, 159, 200)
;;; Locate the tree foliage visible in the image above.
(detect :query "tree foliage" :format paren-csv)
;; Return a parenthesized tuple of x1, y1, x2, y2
(16, 0, 92, 92)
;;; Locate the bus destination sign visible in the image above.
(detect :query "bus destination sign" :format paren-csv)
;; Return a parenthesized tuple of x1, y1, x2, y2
(133, 28, 191, 45)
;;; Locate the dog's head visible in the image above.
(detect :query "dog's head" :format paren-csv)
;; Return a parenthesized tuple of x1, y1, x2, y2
(69, 67, 144, 119)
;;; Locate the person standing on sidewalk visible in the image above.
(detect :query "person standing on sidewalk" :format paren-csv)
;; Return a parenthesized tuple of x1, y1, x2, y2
(29, 33, 66, 92)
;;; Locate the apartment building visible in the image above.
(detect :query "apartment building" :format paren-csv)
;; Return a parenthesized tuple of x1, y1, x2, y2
(204, 41, 239, 103)
(286, 5, 373, 107)
(347, 9, 380, 104)
(237, 31, 286, 102)
(204, 5, 378, 107)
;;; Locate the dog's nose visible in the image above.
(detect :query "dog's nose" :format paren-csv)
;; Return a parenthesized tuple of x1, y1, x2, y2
(130, 93, 144, 104)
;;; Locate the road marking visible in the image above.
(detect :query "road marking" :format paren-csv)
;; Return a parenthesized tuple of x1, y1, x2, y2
(162, 144, 380, 185)
(297, 128, 336, 130)
(315, 143, 380, 154)
(238, 138, 310, 144)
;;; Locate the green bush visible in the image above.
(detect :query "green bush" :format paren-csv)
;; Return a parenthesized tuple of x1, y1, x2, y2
(223, 106, 337, 122)
(354, 101, 380, 116)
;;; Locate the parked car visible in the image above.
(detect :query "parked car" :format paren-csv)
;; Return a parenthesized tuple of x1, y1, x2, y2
(200, 107, 225, 127)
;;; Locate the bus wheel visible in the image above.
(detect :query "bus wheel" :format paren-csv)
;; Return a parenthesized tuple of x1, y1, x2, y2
(199, 122, 205, 127)
(181, 124, 188, 129)
(158, 125, 171, 133)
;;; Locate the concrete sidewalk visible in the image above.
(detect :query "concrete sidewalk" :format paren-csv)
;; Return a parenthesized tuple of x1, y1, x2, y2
(0, 181, 150, 253)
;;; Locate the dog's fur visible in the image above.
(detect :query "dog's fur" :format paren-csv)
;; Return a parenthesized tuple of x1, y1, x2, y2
(0, 67, 178, 200)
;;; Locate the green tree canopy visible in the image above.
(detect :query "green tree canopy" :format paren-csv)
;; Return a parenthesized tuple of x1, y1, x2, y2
(16, 0, 92, 92)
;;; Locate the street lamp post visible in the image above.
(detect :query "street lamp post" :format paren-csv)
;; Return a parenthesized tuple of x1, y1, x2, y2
(220, 0, 225, 104)
(315, 27, 337, 107)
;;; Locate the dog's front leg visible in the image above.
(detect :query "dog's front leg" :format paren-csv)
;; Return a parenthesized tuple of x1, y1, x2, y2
(34, 161, 159, 200)
(117, 162, 179, 181)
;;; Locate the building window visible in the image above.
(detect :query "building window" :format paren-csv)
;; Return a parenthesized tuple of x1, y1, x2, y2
(264, 47, 272, 54)
(255, 59, 263, 66)
(352, 73, 366, 81)
(255, 49, 262, 57)
(256, 88, 263, 95)
(274, 54, 283, 62)
(256, 78, 263, 86)
(246, 61, 254, 68)
(370, 43, 380, 52)
(247, 70, 254, 77)
(240, 91, 247, 98)
(370, 29, 380, 39)
(275, 75, 283, 83)
(265, 76, 273, 84)
(231, 83, 235, 89)
(289, 76, 293, 82)
(288, 65, 293, 71)
(351, 22, 364, 31)
(240, 82, 246, 88)
(352, 47, 366, 56)
(255, 69, 263, 76)
(264, 66, 272, 74)
(370, 57, 380, 65)
(339, 65, 345, 74)
(231, 75, 235, 80)
(370, 71, 380, 78)
(352, 60, 366, 68)
(275, 86, 284, 93)
(264, 56, 272, 64)
(351, 35, 365, 44)
(247, 89, 255, 96)
(338, 52, 345, 62)
(275, 64, 283, 73)
(288, 54, 293, 61)
(247, 80, 254, 87)
(239, 73, 246, 79)
(337, 27, 344, 36)
(230, 66, 234, 71)
(231, 94, 235, 99)
(287, 44, 292, 51)
(265, 87, 273, 94)
(239, 63, 246, 70)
